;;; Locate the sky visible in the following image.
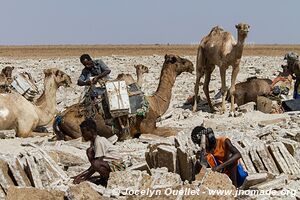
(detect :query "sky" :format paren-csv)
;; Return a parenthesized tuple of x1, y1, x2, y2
(0, 0, 299, 45)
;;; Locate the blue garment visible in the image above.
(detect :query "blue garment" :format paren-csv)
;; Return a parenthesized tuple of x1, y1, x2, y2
(236, 163, 248, 187)
(293, 79, 300, 99)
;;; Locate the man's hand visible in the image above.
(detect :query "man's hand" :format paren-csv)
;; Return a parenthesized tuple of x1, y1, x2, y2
(72, 174, 85, 184)
(72, 175, 81, 184)
(85, 80, 92, 86)
(91, 77, 99, 85)
(212, 165, 223, 172)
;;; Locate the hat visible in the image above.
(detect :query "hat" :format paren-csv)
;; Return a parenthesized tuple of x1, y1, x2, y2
(284, 52, 299, 61)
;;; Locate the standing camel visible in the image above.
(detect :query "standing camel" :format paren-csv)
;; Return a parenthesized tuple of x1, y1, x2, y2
(54, 55, 194, 140)
(0, 68, 71, 137)
(193, 23, 250, 116)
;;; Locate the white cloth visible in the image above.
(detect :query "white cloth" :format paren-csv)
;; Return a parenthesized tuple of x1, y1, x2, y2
(93, 136, 121, 162)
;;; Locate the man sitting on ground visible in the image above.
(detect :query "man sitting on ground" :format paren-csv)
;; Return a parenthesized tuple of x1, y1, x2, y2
(72, 118, 125, 185)
(191, 126, 242, 187)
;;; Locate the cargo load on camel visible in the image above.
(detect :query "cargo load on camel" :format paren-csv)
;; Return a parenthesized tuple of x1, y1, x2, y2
(11, 72, 39, 101)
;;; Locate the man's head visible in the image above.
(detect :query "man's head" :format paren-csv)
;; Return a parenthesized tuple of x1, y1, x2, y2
(191, 126, 216, 150)
(284, 52, 299, 65)
(80, 118, 97, 141)
(80, 54, 94, 68)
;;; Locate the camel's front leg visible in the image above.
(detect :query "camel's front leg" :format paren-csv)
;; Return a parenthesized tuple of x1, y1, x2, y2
(229, 64, 240, 116)
(193, 72, 201, 112)
(203, 70, 214, 113)
(17, 128, 50, 138)
(220, 67, 228, 114)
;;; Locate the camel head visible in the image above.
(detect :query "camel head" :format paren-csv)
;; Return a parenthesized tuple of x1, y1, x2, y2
(164, 54, 194, 75)
(1, 66, 14, 78)
(235, 23, 250, 38)
(44, 68, 72, 88)
(134, 64, 149, 74)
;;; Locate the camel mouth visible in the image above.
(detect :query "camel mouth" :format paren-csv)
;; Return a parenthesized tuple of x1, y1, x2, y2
(63, 80, 72, 87)
(188, 68, 194, 74)
(240, 29, 249, 34)
(187, 64, 194, 74)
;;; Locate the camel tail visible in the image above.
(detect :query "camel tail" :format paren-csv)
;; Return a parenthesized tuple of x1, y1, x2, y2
(53, 115, 65, 140)
(196, 46, 205, 74)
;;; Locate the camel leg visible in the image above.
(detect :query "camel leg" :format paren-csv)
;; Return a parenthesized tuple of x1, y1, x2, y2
(220, 67, 228, 114)
(16, 129, 50, 138)
(193, 72, 201, 112)
(229, 64, 240, 116)
(203, 68, 214, 113)
(30, 132, 52, 137)
(193, 47, 205, 112)
(139, 120, 156, 135)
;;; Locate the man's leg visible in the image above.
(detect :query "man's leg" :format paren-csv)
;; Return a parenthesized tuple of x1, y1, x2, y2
(226, 162, 238, 187)
(91, 158, 111, 180)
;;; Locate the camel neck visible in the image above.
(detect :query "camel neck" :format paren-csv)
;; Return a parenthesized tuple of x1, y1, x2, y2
(35, 76, 58, 125)
(235, 34, 246, 59)
(152, 64, 176, 117)
(136, 70, 143, 87)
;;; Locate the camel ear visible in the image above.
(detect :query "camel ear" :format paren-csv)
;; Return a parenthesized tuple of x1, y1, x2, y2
(55, 70, 60, 77)
(169, 55, 177, 64)
(44, 69, 52, 76)
(165, 54, 177, 64)
(235, 24, 240, 29)
(165, 54, 169, 60)
(11, 67, 14, 70)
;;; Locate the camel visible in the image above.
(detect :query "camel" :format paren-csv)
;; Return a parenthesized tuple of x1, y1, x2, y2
(0, 68, 71, 137)
(193, 23, 250, 116)
(54, 64, 150, 140)
(54, 54, 194, 140)
(115, 64, 149, 88)
(231, 77, 272, 106)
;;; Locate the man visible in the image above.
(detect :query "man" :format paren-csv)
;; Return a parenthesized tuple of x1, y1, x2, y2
(191, 126, 242, 187)
(77, 54, 111, 117)
(72, 118, 125, 185)
(77, 54, 111, 96)
(0, 66, 14, 93)
(284, 52, 300, 99)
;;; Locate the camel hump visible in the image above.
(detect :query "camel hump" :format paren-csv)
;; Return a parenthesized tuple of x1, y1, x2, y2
(209, 26, 224, 35)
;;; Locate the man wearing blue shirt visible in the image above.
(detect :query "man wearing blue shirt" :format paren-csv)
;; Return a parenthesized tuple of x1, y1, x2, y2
(77, 54, 111, 96)
(78, 54, 111, 117)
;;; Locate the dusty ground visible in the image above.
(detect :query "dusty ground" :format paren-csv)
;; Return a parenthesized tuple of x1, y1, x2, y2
(0, 45, 300, 199)
(0, 44, 300, 58)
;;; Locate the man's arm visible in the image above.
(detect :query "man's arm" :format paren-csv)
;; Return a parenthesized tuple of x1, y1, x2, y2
(95, 69, 111, 81)
(213, 139, 241, 172)
(77, 72, 91, 86)
(72, 166, 95, 184)
(94, 60, 111, 81)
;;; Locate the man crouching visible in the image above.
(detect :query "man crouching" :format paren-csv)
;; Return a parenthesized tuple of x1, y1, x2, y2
(72, 118, 125, 185)
(191, 126, 242, 187)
